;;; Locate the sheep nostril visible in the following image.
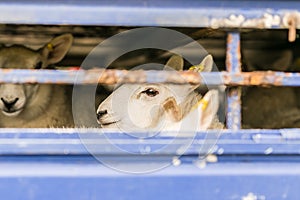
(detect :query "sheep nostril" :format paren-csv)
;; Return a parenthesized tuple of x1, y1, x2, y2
(1, 97, 19, 110)
(97, 110, 108, 120)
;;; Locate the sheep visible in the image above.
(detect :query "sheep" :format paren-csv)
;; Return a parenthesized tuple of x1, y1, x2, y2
(242, 47, 300, 128)
(96, 55, 223, 133)
(0, 34, 74, 128)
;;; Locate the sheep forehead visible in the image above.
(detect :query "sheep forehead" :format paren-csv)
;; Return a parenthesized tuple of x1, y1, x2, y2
(0, 46, 40, 69)
(112, 83, 194, 101)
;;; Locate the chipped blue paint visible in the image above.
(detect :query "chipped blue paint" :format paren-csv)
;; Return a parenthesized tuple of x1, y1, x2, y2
(0, 128, 300, 155)
(2, 69, 300, 86)
(0, 159, 299, 200)
(0, 1, 299, 199)
(226, 32, 242, 130)
(0, 0, 298, 28)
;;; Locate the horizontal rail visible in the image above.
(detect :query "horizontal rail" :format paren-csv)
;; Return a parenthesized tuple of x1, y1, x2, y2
(0, 128, 300, 155)
(0, 0, 299, 28)
(1, 69, 300, 86)
(0, 157, 299, 200)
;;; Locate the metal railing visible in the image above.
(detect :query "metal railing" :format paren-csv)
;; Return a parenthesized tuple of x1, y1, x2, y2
(0, 1, 300, 199)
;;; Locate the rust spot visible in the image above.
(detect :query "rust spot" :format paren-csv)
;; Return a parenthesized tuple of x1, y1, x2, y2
(0, 68, 290, 86)
(222, 73, 232, 85)
(248, 71, 283, 86)
(226, 34, 233, 72)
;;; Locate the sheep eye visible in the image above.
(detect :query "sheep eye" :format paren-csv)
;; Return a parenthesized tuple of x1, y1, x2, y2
(34, 61, 43, 69)
(142, 88, 159, 97)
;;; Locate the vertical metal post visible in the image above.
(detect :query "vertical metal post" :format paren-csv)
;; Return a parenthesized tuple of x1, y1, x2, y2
(226, 32, 242, 130)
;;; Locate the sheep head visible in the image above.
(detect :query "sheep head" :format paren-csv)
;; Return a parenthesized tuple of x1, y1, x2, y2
(0, 34, 73, 117)
(97, 54, 218, 132)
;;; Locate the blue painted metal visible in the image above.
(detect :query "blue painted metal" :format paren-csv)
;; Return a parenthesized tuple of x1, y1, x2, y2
(0, 0, 299, 28)
(226, 33, 241, 73)
(0, 1, 299, 198)
(0, 158, 299, 200)
(0, 129, 300, 155)
(2, 69, 300, 86)
(226, 32, 242, 130)
(226, 88, 242, 130)
(0, 129, 299, 199)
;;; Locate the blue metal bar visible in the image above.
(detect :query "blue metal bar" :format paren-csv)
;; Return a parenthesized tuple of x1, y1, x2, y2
(0, 128, 300, 155)
(226, 88, 242, 129)
(0, 0, 298, 28)
(226, 32, 242, 130)
(0, 1, 299, 199)
(0, 156, 299, 200)
(2, 69, 300, 86)
(0, 128, 299, 199)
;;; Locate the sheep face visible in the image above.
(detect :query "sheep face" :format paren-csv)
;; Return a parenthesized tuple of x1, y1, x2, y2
(97, 82, 196, 130)
(125, 84, 175, 129)
(97, 54, 219, 132)
(0, 34, 73, 117)
(0, 83, 33, 117)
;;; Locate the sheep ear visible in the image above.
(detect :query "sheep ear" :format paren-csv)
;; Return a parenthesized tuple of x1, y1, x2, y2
(162, 97, 182, 122)
(198, 90, 219, 130)
(165, 55, 184, 71)
(190, 54, 214, 72)
(187, 54, 214, 92)
(41, 33, 73, 65)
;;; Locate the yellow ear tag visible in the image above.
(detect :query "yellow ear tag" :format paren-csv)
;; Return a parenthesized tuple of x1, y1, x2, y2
(200, 99, 209, 111)
(189, 64, 205, 72)
(47, 43, 54, 51)
(189, 63, 207, 111)
(192, 98, 209, 111)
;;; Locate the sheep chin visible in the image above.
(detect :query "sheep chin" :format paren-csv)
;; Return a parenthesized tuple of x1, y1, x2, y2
(100, 121, 120, 128)
(1, 109, 23, 117)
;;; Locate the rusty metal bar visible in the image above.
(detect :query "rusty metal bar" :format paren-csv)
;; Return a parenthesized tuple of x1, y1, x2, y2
(226, 32, 242, 130)
(223, 71, 300, 86)
(0, 1, 299, 29)
(0, 69, 300, 86)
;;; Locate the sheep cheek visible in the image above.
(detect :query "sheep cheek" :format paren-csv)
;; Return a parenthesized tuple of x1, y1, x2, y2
(127, 98, 162, 129)
(162, 97, 182, 122)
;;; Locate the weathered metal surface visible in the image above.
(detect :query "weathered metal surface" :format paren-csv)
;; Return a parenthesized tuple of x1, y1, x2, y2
(0, 69, 210, 85)
(211, 13, 281, 29)
(0, 128, 300, 155)
(226, 32, 242, 130)
(0, 0, 298, 28)
(211, 12, 300, 29)
(227, 88, 242, 130)
(224, 71, 300, 86)
(0, 69, 299, 86)
(226, 32, 241, 73)
(208, 4, 300, 30)
(0, 157, 300, 200)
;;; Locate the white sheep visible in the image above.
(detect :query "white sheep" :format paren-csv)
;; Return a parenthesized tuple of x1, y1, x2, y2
(97, 55, 223, 133)
(0, 34, 74, 128)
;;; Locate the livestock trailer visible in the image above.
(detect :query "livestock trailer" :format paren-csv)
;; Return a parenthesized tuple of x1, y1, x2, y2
(0, 0, 300, 199)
